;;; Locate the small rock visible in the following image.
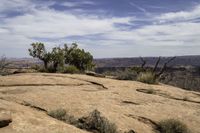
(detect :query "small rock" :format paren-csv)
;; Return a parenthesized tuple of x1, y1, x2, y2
(0, 111, 12, 128)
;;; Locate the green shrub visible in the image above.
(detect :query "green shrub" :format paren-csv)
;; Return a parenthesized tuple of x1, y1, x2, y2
(78, 109, 118, 133)
(157, 119, 190, 133)
(48, 108, 77, 125)
(48, 108, 66, 121)
(137, 72, 157, 84)
(62, 65, 80, 74)
(48, 109, 118, 133)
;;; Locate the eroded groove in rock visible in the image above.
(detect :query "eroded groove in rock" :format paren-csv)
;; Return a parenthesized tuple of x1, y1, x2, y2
(122, 101, 140, 105)
(0, 89, 27, 94)
(88, 81, 108, 90)
(0, 110, 12, 128)
(192, 92, 200, 97)
(136, 89, 200, 104)
(40, 74, 109, 90)
(82, 89, 104, 92)
(21, 101, 47, 112)
(0, 83, 90, 88)
(0, 98, 47, 113)
(168, 97, 200, 104)
(126, 114, 158, 129)
(65, 77, 108, 90)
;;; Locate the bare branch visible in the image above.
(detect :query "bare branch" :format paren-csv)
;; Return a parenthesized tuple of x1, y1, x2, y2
(155, 56, 176, 78)
(139, 57, 146, 69)
(153, 57, 161, 72)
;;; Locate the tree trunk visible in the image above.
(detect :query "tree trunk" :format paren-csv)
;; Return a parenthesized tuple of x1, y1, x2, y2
(44, 61, 48, 70)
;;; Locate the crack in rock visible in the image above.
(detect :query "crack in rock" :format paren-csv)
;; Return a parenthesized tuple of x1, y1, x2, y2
(0, 83, 90, 88)
(125, 114, 158, 130)
(121, 101, 140, 105)
(41, 74, 109, 90)
(21, 101, 47, 112)
(136, 88, 200, 104)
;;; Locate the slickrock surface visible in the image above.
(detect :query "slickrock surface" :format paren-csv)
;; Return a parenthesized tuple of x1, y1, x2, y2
(0, 73, 200, 133)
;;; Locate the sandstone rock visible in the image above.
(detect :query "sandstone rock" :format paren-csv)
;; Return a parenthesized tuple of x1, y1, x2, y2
(0, 111, 12, 128)
(85, 71, 105, 78)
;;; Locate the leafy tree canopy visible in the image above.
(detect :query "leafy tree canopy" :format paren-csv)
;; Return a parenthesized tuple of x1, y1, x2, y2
(28, 42, 94, 72)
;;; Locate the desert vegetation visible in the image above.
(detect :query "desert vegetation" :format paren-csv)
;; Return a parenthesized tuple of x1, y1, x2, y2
(0, 56, 10, 76)
(157, 119, 190, 133)
(28, 42, 94, 73)
(95, 57, 200, 91)
(101, 57, 176, 85)
(136, 72, 157, 84)
(48, 109, 118, 133)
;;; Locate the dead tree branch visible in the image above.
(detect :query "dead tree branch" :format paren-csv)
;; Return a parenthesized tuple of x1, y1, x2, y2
(139, 57, 146, 69)
(153, 57, 161, 72)
(155, 56, 176, 78)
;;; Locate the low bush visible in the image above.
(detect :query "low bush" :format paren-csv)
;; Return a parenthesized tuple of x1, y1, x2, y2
(157, 119, 190, 133)
(136, 72, 157, 84)
(47, 108, 67, 121)
(48, 108, 77, 124)
(62, 65, 80, 74)
(78, 109, 118, 133)
(31, 64, 54, 73)
(48, 109, 118, 133)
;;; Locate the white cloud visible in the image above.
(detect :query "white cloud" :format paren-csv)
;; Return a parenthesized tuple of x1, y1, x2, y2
(62, 1, 96, 7)
(0, 0, 35, 13)
(2, 9, 132, 39)
(0, 0, 200, 57)
(156, 5, 200, 23)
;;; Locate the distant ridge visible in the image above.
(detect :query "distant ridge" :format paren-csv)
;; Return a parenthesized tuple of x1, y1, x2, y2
(6, 55, 200, 68)
(94, 55, 200, 68)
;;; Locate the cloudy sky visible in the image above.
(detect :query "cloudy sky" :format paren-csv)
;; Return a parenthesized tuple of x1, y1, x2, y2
(0, 0, 200, 58)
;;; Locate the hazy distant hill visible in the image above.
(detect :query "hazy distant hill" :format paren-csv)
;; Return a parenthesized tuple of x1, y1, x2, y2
(6, 55, 200, 69)
(94, 55, 200, 68)
(7, 58, 41, 68)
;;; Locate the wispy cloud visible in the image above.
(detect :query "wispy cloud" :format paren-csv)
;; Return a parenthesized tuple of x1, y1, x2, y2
(61, 1, 96, 8)
(146, 5, 168, 9)
(156, 5, 200, 23)
(129, 2, 151, 17)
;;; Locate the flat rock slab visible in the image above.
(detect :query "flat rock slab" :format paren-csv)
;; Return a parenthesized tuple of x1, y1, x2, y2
(0, 110, 12, 128)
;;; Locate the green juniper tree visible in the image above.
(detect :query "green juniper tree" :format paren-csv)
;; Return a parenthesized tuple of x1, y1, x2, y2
(29, 42, 94, 72)
(28, 43, 51, 70)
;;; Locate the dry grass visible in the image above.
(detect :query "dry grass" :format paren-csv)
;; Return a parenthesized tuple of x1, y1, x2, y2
(137, 72, 157, 84)
(47, 108, 77, 124)
(48, 109, 118, 133)
(157, 119, 190, 133)
(78, 109, 118, 133)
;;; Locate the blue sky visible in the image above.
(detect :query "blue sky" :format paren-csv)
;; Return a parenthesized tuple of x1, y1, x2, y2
(0, 0, 200, 58)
